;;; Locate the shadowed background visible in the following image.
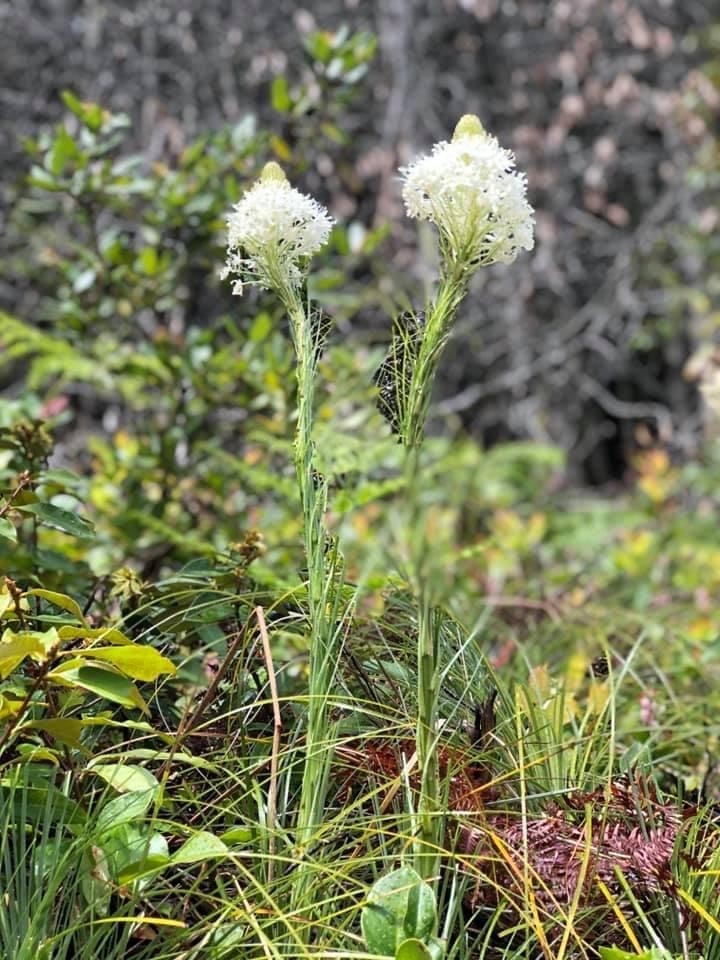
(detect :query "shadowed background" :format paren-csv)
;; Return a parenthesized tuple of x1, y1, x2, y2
(2, 0, 717, 482)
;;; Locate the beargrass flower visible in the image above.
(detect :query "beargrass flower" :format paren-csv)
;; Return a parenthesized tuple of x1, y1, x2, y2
(222, 161, 334, 295)
(400, 114, 534, 269)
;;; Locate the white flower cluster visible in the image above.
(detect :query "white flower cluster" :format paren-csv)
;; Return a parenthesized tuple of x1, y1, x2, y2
(222, 162, 334, 295)
(400, 115, 534, 268)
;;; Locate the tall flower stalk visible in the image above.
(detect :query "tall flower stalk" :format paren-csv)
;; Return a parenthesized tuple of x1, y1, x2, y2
(223, 162, 342, 922)
(379, 115, 534, 880)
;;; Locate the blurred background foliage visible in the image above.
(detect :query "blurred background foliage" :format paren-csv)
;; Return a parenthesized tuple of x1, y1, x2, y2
(1, 0, 718, 484)
(0, 2, 719, 641)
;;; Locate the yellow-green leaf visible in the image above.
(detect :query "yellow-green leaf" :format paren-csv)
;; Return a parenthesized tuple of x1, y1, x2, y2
(17, 746, 61, 764)
(25, 717, 84, 748)
(270, 134, 291, 162)
(48, 664, 149, 714)
(0, 584, 12, 618)
(69, 644, 175, 681)
(58, 625, 130, 645)
(0, 694, 24, 721)
(0, 628, 58, 679)
(27, 589, 87, 624)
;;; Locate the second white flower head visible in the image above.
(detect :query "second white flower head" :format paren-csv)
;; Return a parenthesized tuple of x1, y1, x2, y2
(400, 115, 534, 268)
(223, 162, 334, 294)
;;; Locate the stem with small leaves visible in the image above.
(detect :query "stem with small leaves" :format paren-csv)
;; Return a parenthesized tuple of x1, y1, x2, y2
(398, 265, 468, 882)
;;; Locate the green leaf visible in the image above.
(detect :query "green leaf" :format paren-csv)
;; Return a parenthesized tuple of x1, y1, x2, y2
(70, 644, 175, 681)
(28, 165, 63, 191)
(0, 517, 17, 542)
(58, 625, 130, 645)
(219, 826, 254, 844)
(18, 503, 95, 540)
(48, 664, 148, 713)
(25, 717, 83, 748)
(425, 940, 445, 960)
(362, 867, 438, 957)
(26, 589, 87, 624)
(90, 764, 159, 793)
(271, 75, 291, 113)
(320, 121, 346, 144)
(305, 30, 333, 64)
(249, 311, 272, 342)
(39, 468, 85, 490)
(396, 940, 433, 960)
(171, 831, 228, 864)
(47, 126, 79, 176)
(61, 90, 104, 131)
(113, 828, 169, 884)
(138, 247, 159, 276)
(95, 788, 157, 835)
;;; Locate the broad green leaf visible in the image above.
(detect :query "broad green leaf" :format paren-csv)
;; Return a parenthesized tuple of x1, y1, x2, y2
(362, 866, 437, 957)
(115, 829, 170, 885)
(396, 939, 433, 960)
(70, 644, 175, 681)
(49, 664, 148, 714)
(397, 938, 445, 960)
(18, 503, 95, 539)
(25, 717, 83, 748)
(39, 467, 84, 490)
(305, 30, 333, 64)
(171, 831, 228, 864)
(27, 589, 87, 624)
(90, 764, 159, 793)
(0, 517, 17, 542)
(95, 788, 157, 835)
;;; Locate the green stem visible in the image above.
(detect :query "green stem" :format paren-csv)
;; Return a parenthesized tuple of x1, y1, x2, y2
(400, 265, 467, 882)
(283, 287, 343, 938)
(401, 264, 468, 448)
